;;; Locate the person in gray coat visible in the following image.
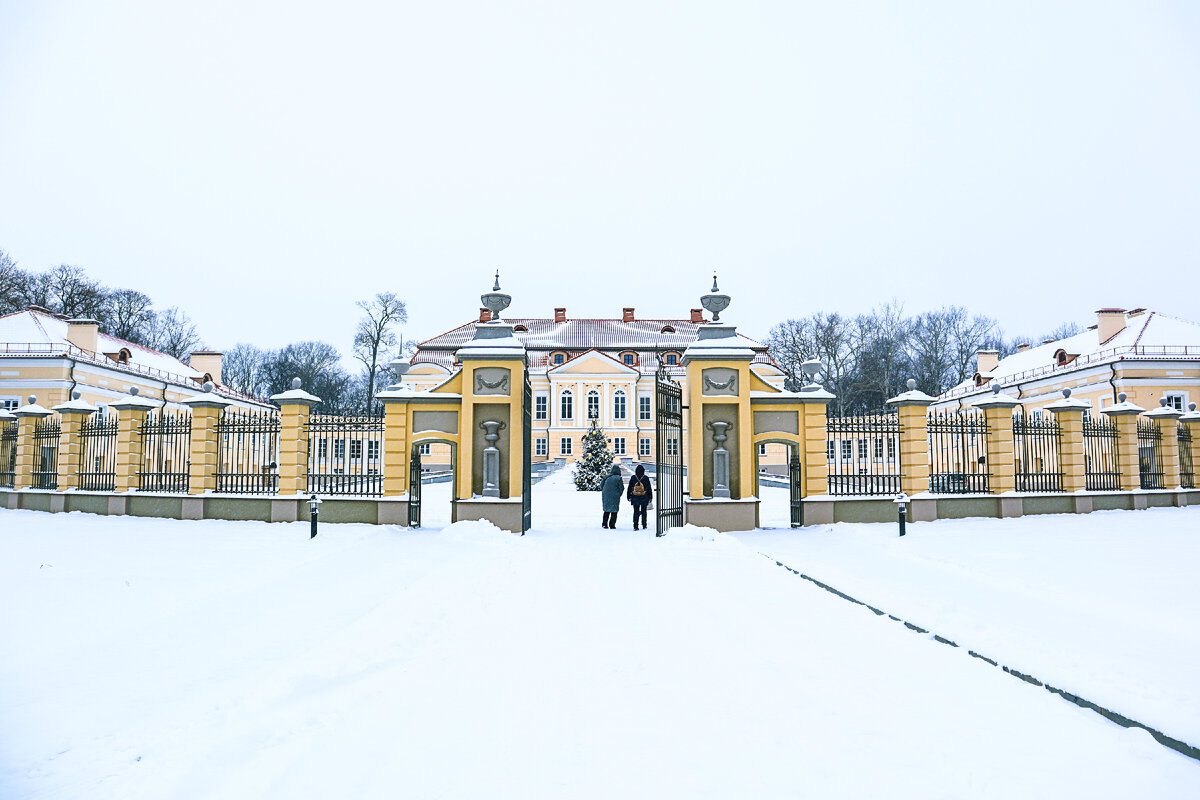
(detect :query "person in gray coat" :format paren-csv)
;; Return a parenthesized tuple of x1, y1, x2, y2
(600, 464, 624, 529)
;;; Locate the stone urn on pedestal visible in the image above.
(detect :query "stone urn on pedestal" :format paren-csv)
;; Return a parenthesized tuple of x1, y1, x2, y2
(706, 420, 733, 499)
(479, 420, 506, 497)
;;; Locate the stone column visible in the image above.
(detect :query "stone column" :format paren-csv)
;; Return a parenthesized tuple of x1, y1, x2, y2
(798, 389, 834, 498)
(182, 382, 230, 495)
(1144, 398, 1184, 488)
(1180, 403, 1200, 488)
(1046, 389, 1089, 493)
(270, 378, 322, 496)
(52, 392, 98, 491)
(110, 388, 159, 493)
(974, 387, 1022, 494)
(886, 379, 935, 495)
(13, 396, 52, 490)
(1101, 393, 1146, 492)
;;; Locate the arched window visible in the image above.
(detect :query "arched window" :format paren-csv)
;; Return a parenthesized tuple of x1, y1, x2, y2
(118, 348, 131, 365)
(586, 390, 600, 420)
(660, 325, 675, 334)
(613, 390, 627, 421)
(514, 325, 529, 332)
(560, 390, 573, 420)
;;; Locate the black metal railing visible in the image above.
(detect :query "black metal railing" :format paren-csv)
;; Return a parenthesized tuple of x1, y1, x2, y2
(79, 413, 119, 491)
(927, 410, 990, 493)
(0, 421, 16, 487)
(1137, 417, 1164, 490)
(1013, 411, 1063, 492)
(216, 408, 281, 494)
(307, 414, 384, 496)
(1179, 424, 1194, 489)
(139, 410, 192, 492)
(32, 417, 61, 489)
(1083, 415, 1121, 490)
(826, 409, 902, 495)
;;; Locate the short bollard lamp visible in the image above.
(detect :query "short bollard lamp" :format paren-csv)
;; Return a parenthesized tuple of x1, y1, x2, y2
(309, 494, 322, 539)
(893, 492, 909, 537)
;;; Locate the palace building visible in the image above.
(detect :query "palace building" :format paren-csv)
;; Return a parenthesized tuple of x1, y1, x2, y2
(405, 304, 788, 465)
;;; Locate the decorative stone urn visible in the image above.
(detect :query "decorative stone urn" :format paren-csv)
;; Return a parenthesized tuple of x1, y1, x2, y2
(479, 419, 507, 497)
(706, 419, 733, 498)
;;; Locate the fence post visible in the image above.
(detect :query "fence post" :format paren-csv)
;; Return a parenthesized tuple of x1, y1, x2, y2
(973, 386, 1022, 494)
(380, 397, 411, 497)
(1144, 399, 1183, 488)
(52, 392, 98, 491)
(110, 388, 160, 492)
(181, 382, 230, 495)
(13, 396, 53, 490)
(270, 378, 322, 496)
(1046, 389, 1089, 493)
(1100, 393, 1146, 492)
(1181, 403, 1200, 487)
(886, 379, 935, 495)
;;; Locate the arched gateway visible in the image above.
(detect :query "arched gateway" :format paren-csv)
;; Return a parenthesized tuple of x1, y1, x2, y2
(380, 273, 825, 534)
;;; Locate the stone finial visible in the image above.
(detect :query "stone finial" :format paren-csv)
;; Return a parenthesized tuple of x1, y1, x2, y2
(1118, 392, 1127, 403)
(72, 390, 81, 400)
(1063, 388, 1072, 398)
(130, 386, 139, 396)
(292, 377, 302, 390)
(202, 381, 215, 393)
(480, 270, 512, 320)
(1160, 397, 1168, 407)
(1191, 402, 1198, 412)
(700, 272, 731, 322)
(27, 395, 35, 404)
(907, 378, 917, 391)
(992, 383, 1002, 396)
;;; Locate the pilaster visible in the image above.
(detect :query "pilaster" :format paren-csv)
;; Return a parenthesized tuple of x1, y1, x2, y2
(182, 383, 230, 495)
(110, 388, 158, 492)
(13, 396, 52, 490)
(1046, 389, 1089, 493)
(1101, 394, 1146, 492)
(887, 380, 935, 495)
(1144, 400, 1184, 488)
(1180, 405, 1200, 489)
(271, 379, 322, 496)
(52, 393, 98, 491)
(974, 388, 1022, 494)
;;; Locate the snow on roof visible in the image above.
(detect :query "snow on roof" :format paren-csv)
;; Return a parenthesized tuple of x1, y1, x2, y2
(940, 310, 1200, 400)
(416, 317, 764, 352)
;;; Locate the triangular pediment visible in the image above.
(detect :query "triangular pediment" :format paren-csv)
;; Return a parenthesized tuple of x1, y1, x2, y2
(548, 349, 639, 376)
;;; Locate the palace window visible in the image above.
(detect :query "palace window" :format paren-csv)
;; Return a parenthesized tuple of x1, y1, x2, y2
(827, 440, 835, 460)
(857, 439, 868, 459)
(535, 438, 548, 457)
(418, 443, 431, 457)
(535, 395, 548, 420)
(350, 440, 363, 460)
(560, 390, 573, 421)
(758, 443, 767, 456)
(2, 397, 20, 411)
(1165, 392, 1187, 412)
(368, 441, 380, 461)
(552, 352, 567, 365)
(613, 437, 626, 455)
(874, 438, 884, 459)
(613, 390, 627, 421)
(660, 325, 675, 334)
(334, 439, 346, 460)
(638, 396, 651, 421)
(841, 440, 852, 460)
(666, 437, 679, 457)
(664, 353, 678, 366)
(623, 353, 635, 366)
(560, 437, 573, 456)
(587, 390, 600, 420)
(639, 437, 652, 457)
(318, 439, 328, 461)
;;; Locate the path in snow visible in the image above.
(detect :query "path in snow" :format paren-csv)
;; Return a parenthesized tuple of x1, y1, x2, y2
(0, 475, 1197, 798)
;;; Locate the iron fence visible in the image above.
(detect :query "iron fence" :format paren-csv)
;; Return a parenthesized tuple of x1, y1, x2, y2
(32, 417, 61, 489)
(139, 409, 192, 492)
(1083, 415, 1121, 490)
(1179, 424, 1194, 489)
(307, 414, 384, 496)
(79, 413, 119, 491)
(927, 410, 990, 493)
(216, 408, 281, 494)
(1013, 410, 1063, 492)
(1137, 417, 1164, 490)
(826, 410, 902, 495)
(1, 420, 17, 487)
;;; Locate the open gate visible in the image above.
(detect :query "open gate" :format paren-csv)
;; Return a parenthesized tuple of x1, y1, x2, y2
(522, 363, 532, 534)
(789, 454, 803, 528)
(408, 449, 422, 527)
(655, 362, 684, 537)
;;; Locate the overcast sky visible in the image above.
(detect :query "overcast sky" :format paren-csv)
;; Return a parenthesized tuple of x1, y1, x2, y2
(1, 1, 1198, 359)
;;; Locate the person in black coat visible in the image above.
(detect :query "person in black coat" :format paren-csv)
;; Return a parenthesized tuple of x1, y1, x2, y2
(626, 464, 654, 530)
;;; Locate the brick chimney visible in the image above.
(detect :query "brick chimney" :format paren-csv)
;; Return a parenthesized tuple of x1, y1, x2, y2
(479, 308, 492, 323)
(690, 308, 704, 323)
(622, 307, 635, 323)
(1096, 308, 1127, 344)
(1016, 343, 1030, 353)
(554, 307, 567, 323)
(976, 349, 999, 373)
(66, 319, 99, 353)
(190, 351, 224, 385)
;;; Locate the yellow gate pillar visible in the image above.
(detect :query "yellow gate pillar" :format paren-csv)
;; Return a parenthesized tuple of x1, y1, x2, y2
(52, 392, 98, 491)
(182, 382, 230, 495)
(886, 379, 935, 495)
(974, 386, 1022, 495)
(13, 396, 52, 490)
(111, 387, 159, 492)
(1180, 403, 1200, 490)
(270, 378, 322, 496)
(1046, 389, 1089, 494)
(1144, 398, 1184, 488)
(1101, 393, 1146, 492)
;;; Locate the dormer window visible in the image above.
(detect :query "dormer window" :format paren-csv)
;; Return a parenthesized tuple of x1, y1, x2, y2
(663, 352, 679, 366)
(1054, 349, 1072, 366)
(514, 325, 529, 332)
(620, 351, 637, 366)
(552, 351, 567, 365)
(660, 325, 676, 334)
(118, 348, 131, 365)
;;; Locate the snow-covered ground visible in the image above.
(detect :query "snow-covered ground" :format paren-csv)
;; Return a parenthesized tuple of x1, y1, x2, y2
(1, 470, 1198, 798)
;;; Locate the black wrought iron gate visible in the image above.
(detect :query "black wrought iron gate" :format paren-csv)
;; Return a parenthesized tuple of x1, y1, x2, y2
(655, 363, 684, 537)
(408, 449, 422, 527)
(789, 454, 803, 528)
(522, 364, 532, 534)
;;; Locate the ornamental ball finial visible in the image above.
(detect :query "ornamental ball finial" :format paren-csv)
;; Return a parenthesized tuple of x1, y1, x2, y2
(907, 378, 917, 391)
(1063, 388, 1072, 398)
(27, 394, 35, 405)
(129, 386, 139, 397)
(72, 390, 81, 400)
(1118, 392, 1127, 403)
(202, 381, 215, 393)
(1190, 402, 1198, 412)
(291, 377, 302, 390)
(992, 383, 1002, 395)
(1160, 397, 1168, 407)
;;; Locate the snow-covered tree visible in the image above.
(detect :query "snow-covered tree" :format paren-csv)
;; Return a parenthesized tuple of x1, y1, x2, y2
(573, 419, 614, 491)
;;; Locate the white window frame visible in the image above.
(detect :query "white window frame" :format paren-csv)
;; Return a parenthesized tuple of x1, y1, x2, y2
(560, 391, 573, 421)
(758, 443, 767, 456)
(560, 437, 573, 456)
(1, 397, 20, 411)
(586, 390, 600, 420)
(535, 395, 548, 420)
(638, 437, 652, 457)
(613, 436, 626, 455)
(666, 437, 679, 457)
(535, 438, 548, 457)
(613, 390, 627, 421)
(638, 395, 652, 421)
(1165, 392, 1188, 412)
(418, 443, 431, 457)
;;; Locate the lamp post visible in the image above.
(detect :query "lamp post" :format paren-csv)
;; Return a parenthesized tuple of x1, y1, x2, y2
(309, 494, 322, 539)
(893, 492, 909, 537)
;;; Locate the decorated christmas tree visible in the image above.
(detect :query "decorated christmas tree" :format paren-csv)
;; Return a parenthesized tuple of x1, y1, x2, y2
(573, 419, 615, 491)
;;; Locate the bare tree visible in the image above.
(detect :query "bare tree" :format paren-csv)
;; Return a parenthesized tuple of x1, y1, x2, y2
(353, 292, 408, 414)
(0, 249, 29, 315)
(222, 343, 271, 397)
(261, 341, 352, 414)
(946, 307, 999, 385)
(104, 289, 155, 342)
(146, 307, 203, 361)
(38, 264, 108, 320)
